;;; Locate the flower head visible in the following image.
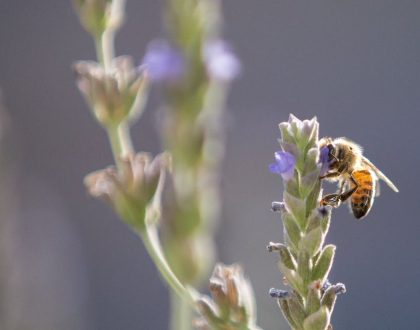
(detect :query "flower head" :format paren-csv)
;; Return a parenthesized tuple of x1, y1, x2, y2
(269, 151, 296, 181)
(204, 40, 241, 81)
(142, 40, 185, 83)
(74, 56, 148, 127)
(84, 152, 169, 230)
(196, 263, 259, 329)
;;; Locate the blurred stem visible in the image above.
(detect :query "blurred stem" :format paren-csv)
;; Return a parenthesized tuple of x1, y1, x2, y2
(94, 30, 115, 69)
(106, 122, 133, 167)
(170, 290, 192, 330)
(140, 219, 195, 303)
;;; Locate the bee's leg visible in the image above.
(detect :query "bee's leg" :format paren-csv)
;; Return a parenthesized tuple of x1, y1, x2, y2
(337, 174, 359, 203)
(321, 175, 359, 207)
(323, 176, 359, 206)
(319, 172, 341, 180)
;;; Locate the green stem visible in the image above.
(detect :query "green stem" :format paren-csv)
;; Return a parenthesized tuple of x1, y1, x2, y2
(106, 123, 133, 167)
(94, 30, 115, 69)
(170, 289, 192, 330)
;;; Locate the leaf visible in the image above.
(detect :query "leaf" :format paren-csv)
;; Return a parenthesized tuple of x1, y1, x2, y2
(306, 287, 321, 315)
(283, 213, 301, 251)
(303, 306, 330, 330)
(284, 191, 307, 230)
(299, 227, 324, 257)
(312, 245, 336, 283)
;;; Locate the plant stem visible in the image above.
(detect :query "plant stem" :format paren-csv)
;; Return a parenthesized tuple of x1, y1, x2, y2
(170, 289, 192, 330)
(95, 30, 115, 69)
(106, 123, 133, 167)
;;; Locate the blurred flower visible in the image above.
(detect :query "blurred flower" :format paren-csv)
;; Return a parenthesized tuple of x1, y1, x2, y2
(195, 263, 260, 330)
(73, 0, 125, 37)
(204, 40, 241, 81)
(74, 56, 148, 127)
(269, 151, 296, 181)
(142, 40, 185, 83)
(84, 152, 169, 230)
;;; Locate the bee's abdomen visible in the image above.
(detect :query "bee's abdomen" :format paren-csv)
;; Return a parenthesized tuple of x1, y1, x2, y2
(350, 170, 375, 219)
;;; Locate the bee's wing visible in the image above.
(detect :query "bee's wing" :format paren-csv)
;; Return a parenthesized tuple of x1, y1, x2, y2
(362, 156, 399, 192)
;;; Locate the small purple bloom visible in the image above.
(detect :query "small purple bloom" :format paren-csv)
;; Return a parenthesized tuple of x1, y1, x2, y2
(142, 40, 185, 83)
(204, 40, 241, 81)
(319, 146, 330, 176)
(269, 151, 296, 181)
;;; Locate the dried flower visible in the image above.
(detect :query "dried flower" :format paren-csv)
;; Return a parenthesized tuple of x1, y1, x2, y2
(84, 152, 169, 230)
(74, 56, 148, 127)
(73, 0, 125, 37)
(142, 40, 185, 83)
(269, 151, 296, 181)
(195, 263, 260, 330)
(204, 40, 241, 81)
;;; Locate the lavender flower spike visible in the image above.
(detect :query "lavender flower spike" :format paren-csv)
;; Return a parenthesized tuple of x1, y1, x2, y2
(269, 151, 296, 181)
(142, 40, 185, 83)
(268, 115, 345, 330)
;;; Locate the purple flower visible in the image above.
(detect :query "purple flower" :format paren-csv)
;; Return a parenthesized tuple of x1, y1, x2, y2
(204, 40, 241, 81)
(142, 40, 185, 83)
(269, 151, 296, 181)
(319, 146, 330, 176)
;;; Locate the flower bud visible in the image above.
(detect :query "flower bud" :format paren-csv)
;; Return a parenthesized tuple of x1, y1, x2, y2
(74, 56, 148, 128)
(84, 152, 168, 230)
(73, 0, 125, 37)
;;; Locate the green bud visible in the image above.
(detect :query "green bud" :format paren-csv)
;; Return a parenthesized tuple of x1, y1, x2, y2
(303, 306, 330, 330)
(297, 251, 312, 288)
(321, 286, 337, 313)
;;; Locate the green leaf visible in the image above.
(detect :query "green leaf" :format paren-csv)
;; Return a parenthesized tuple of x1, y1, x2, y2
(297, 251, 312, 288)
(312, 245, 336, 283)
(303, 306, 330, 330)
(278, 245, 297, 270)
(306, 287, 321, 315)
(288, 295, 307, 329)
(284, 191, 307, 230)
(278, 263, 305, 297)
(283, 213, 301, 251)
(279, 299, 301, 330)
(299, 227, 324, 257)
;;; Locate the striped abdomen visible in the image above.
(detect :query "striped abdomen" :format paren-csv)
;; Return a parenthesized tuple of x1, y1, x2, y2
(350, 169, 376, 219)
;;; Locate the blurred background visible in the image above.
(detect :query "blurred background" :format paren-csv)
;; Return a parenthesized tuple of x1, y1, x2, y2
(0, 0, 419, 329)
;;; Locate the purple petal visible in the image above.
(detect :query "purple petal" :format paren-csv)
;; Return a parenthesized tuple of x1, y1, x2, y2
(142, 40, 185, 83)
(270, 151, 296, 181)
(319, 146, 330, 176)
(204, 40, 241, 81)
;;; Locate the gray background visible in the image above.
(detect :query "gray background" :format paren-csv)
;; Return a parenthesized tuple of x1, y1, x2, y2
(0, 0, 418, 329)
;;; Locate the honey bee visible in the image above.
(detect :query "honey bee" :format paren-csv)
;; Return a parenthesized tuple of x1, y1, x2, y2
(319, 137, 398, 219)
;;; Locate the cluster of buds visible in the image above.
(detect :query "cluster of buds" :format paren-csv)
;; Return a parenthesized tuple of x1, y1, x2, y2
(195, 264, 260, 330)
(74, 56, 148, 128)
(268, 115, 345, 330)
(84, 152, 169, 231)
(73, 0, 125, 37)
